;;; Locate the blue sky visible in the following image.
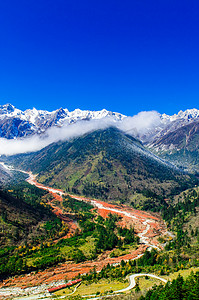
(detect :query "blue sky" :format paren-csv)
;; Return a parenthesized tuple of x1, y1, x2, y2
(0, 0, 198, 116)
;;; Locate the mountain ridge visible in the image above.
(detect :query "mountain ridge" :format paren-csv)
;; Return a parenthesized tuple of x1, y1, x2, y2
(1, 103, 199, 172)
(0, 104, 125, 138)
(7, 127, 197, 202)
(149, 120, 199, 172)
(1, 103, 199, 141)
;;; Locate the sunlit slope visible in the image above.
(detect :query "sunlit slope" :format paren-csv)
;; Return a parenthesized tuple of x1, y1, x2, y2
(10, 128, 197, 201)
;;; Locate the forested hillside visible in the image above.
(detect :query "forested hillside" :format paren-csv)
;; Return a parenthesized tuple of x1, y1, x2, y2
(6, 128, 198, 203)
(140, 272, 199, 300)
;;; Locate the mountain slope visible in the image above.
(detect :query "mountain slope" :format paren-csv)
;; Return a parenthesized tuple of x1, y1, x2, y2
(0, 165, 12, 185)
(150, 121, 199, 172)
(9, 128, 197, 202)
(0, 163, 28, 186)
(0, 187, 49, 247)
(141, 108, 199, 144)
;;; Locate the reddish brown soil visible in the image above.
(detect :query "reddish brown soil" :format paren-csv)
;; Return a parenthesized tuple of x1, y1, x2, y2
(0, 245, 147, 289)
(46, 191, 78, 238)
(0, 174, 166, 289)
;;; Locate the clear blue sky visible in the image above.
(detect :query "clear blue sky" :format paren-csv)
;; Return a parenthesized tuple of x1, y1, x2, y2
(0, 0, 198, 116)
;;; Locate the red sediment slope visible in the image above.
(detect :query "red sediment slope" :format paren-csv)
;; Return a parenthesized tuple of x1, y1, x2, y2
(0, 245, 147, 289)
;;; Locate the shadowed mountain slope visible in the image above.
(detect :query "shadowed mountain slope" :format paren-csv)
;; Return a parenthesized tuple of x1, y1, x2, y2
(0, 187, 50, 247)
(0, 165, 12, 185)
(150, 121, 199, 172)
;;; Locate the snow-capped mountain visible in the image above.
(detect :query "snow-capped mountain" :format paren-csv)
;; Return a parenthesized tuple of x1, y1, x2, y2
(143, 108, 199, 172)
(1, 103, 199, 171)
(129, 108, 199, 144)
(162, 109, 199, 122)
(0, 104, 125, 139)
(0, 103, 199, 144)
(146, 108, 199, 144)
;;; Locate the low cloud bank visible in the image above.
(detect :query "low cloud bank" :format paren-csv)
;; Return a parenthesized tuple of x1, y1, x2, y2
(0, 111, 161, 156)
(118, 111, 161, 136)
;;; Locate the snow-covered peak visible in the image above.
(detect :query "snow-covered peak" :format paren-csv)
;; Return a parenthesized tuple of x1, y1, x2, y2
(0, 103, 198, 141)
(0, 103, 23, 118)
(54, 107, 68, 117)
(92, 109, 109, 119)
(24, 108, 39, 124)
(0, 103, 126, 139)
(0, 104, 126, 121)
(177, 108, 199, 120)
(161, 109, 199, 122)
(0, 103, 15, 113)
(63, 108, 125, 121)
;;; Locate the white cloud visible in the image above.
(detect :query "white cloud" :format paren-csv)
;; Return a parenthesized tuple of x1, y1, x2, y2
(117, 111, 161, 136)
(0, 111, 161, 156)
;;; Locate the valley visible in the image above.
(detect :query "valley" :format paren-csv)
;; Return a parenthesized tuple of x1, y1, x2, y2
(0, 168, 167, 295)
(0, 178, 198, 299)
(0, 145, 199, 299)
(0, 107, 199, 299)
(25, 169, 169, 254)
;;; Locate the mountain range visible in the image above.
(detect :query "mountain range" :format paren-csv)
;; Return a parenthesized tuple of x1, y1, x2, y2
(0, 103, 199, 200)
(6, 127, 197, 204)
(1, 103, 199, 171)
(0, 104, 199, 142)
(0, 104, 124, 139)
(0, 103, 198, 292)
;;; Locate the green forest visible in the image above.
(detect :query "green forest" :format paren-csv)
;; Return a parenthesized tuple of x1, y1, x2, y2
(140, 271, 199, 300)
(0, 189, 139, 279)
(0, 178, 198, 300)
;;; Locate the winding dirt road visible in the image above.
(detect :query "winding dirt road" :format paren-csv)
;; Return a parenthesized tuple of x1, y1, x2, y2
(85, 273, 167, 300)
(114, 273, 167, 293)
